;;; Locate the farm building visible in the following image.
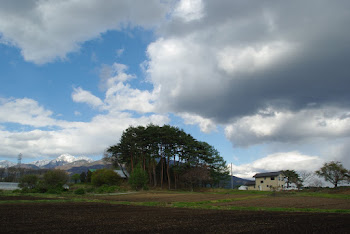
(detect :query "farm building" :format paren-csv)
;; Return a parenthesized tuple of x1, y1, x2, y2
(113, 169, 129, 179)
(248, 171, 286, 191)
(0, 182, 20, 190)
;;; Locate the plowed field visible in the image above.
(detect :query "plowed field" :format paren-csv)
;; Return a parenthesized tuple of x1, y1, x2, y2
(1, 202, 349, 233)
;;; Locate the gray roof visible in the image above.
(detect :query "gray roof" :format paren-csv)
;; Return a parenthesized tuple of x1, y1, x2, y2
(245, 181, 256, 186)
(114, 169, 129, 178)
(253, 171, 283, 178)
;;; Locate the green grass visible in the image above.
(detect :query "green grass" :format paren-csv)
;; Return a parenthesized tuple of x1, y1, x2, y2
(1, 189, 350, 214)
(295, 192, 350, 199)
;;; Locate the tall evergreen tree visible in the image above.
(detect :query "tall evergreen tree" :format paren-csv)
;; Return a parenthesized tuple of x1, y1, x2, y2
(106, 125, 228, 190)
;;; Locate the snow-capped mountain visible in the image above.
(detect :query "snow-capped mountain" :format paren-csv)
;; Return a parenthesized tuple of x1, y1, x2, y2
(30, 159, 51, 167)
(1, 154, 95, 169)
(39, 154, 94, 169)
(0, 160, 16, 168)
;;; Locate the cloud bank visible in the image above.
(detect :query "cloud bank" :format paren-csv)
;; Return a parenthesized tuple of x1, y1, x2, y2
(1, 0, 350, 169)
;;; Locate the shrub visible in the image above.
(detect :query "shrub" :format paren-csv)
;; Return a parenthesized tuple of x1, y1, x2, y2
(74, 188, 86, 195)
(12, 189, 21, 193)
(128, 165, 148, 190)
(46, 187, 64, 194)
(96, 185, 120, 194)
(19, 174, 39, 189)
(91, 169, 121, 187)
(43, 170, 69, 189)
(85, 187, 95, 193)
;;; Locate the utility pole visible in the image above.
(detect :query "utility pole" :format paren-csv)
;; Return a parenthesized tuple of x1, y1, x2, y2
(231, 163, 233, 189)
(16, 153, 22, 181)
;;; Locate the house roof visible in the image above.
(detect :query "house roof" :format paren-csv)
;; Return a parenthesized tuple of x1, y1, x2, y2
(245, 181, 256, 186)
(114, 169, 129, 178)
(253, 171, 283, 178)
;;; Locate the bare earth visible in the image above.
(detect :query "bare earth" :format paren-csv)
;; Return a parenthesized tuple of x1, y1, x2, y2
(1, 201, 350, 233)
(94, 192, 250, 202)
(213, 196, 350, 210)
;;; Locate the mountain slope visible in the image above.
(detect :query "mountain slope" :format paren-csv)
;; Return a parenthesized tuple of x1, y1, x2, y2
(0, 160, 16, 168)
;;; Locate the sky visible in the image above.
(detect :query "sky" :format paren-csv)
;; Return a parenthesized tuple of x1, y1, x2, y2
(1, 0, 350, 179)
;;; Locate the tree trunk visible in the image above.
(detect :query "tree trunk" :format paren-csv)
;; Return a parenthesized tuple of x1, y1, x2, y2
(167, 156, 171, 190)
(153, 163, 157, 187)
(130, 151, 134, 172)
(173, 155, 177, 189)
(148, 165, 152, 185)
(160, 157, 164, 189)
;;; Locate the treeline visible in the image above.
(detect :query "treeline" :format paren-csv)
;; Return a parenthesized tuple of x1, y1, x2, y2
(105, 124, 229, 190)
(0, 168, 49, 182)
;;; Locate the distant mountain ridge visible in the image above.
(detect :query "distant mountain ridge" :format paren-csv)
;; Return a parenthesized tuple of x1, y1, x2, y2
(41, 154, 94, 169)
(0, 154, 95, 169)
(0, 160, 16, 168)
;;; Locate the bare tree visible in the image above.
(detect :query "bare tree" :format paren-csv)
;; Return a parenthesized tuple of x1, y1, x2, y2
(298, 170, 315, 187)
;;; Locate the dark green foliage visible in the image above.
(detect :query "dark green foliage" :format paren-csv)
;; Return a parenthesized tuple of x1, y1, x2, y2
(96, 185, 120, 193)
(80, 171, 87, 183)
(86, 170, 92, 183)
(46, 187, 64, 194)
(42, 169, 69, 190)
(282, 170, 302, 189)
(105, 124, 228, 190)
(71, 174, 80, 184)
(74, 188, 86, 195)
(129, 164, 148, 190)
(19, 174, 39, 189)
(316, 161, 349, 188)
(91, 169, 121, 187)
(85, 187, 95, 193)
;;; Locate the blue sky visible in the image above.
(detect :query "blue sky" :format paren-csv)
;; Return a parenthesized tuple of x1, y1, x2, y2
(1, 0, 350, 180)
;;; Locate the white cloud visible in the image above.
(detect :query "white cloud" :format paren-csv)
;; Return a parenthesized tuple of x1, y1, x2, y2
(0, 107, 169, 159)
(225, 107, 350, 147)
(100, 63, 136, 90)
(173, 0, 204, 22)
(77, 62, 157, 114)
(0, 0, 171, 64)
(216, 41, 294, 75)
(74, 111, 81, 116)
(230, 151, 324, 179)
(179, 112, 216, 133)
(72, 87, 104, 109)
(105, 82, 157, 113)
(116, 48, 124, 57)
(0, 98, 56, 127)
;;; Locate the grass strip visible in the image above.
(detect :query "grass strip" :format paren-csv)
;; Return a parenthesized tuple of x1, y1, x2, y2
(1, 197, 349, 214)
(225, 206, 350, 214)
(295, 192, 350, 199)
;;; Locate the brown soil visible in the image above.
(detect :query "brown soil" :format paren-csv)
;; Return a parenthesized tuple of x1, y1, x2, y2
(94, 192, 251, 203)
(0, 196, 58, 201)
(214, 196, 350, 210)
(0, 202, 349, 233)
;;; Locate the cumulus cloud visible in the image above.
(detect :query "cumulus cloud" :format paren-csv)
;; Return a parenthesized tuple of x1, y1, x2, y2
(179, 113, 216, 133)
(146, 0, 350, 125)
(99, 63, 136, 90)
(104, 82, 157, 113)
(0, 0, 171, 64)
(225, 107, 350, 147)
(72, 87, 104, 109)
(230, 151, 324, 179)
(2, 0, 350, 167)
(0, 100, 169, 159)
(173, 0, 204, 22)
(0, 98, 56, 127)
(75, 62, 157, 114)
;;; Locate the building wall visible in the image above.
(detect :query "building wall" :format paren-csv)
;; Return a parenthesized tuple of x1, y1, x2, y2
(0, 182, 20, 190)
(254, 174, 285, 191)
